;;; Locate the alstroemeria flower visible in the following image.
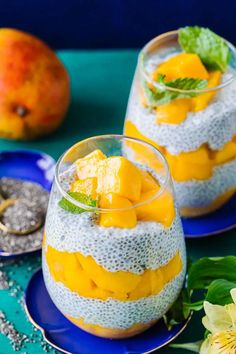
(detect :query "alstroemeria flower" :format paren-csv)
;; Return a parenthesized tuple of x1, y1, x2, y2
(200, 288, 236, 354)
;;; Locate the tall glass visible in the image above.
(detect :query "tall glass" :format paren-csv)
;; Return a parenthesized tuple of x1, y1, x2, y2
(42, 135, 186, 339)
(124, 31, 236, 217)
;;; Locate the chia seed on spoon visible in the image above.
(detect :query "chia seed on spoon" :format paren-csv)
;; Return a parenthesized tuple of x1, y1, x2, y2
(0, 178, 49, 254)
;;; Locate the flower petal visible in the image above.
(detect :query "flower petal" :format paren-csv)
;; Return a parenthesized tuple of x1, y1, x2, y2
(200, 335, 211, 354)
(230, 288, 236, 304)
(200, 330, 236, 354)
(225, 304, 236, 328)
(202, 301, 233, 333)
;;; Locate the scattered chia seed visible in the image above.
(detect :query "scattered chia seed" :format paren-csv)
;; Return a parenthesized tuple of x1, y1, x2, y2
(0, 310, 28, 351)
(0, 269, 9, 289)
(0, 178, 49, 254)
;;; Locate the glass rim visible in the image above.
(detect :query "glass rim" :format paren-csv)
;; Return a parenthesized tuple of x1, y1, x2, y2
(55, 134, 171, 212)
(138, 29, 236, 94)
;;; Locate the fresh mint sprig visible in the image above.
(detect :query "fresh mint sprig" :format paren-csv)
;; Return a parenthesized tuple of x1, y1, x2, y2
(59, 192, 97, 214)
(144, 74, 207, 106)
(179, 26, 231, 72)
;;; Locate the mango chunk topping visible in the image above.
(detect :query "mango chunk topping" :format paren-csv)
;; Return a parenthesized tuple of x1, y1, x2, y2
(97, 156, 142, 202)
(72, 149, 175, 228)
(140, 170, 159, 192)
(70, 177, 98, 199)
(136, 188, 175, 227)
(192, 70, 221, 112)
(146, 54, 222, 124)
(154, 53, 209, 81)
(76, 149, 106, 179)
(99, 193, 137, 228)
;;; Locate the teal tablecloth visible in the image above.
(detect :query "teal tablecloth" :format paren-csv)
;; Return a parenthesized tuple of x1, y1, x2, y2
(0, 50, 236, 354)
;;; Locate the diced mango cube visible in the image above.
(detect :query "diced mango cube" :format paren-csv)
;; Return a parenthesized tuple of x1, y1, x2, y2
(45, 246, 67, 282)
(176, 145, 210, 165)
(97, 156, 142, 201)
(154, 53, 209, 81)
(136, 188, 175, 227)
(129, 268, 164, 300)
(162, 251, 183, 283)
(63, 254, 95, 296)
(192, 71, 221, 112)
(70, 177, 98, 199)
(140, 170, 159, 193)
(76, 149, 106, 179)
(156, 98, 192, 124)
(76, 253, 141, 293)
(99, 193, 137, 228)
(213, 140, 236, 165)
(165, 146, 213, 181)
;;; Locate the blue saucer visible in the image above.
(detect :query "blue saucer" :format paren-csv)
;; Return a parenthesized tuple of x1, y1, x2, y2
(24, 269, 190, 354)
(182, 194, 236, 238)
(0, 149, 55, 257)
(0, 149, 55, 192)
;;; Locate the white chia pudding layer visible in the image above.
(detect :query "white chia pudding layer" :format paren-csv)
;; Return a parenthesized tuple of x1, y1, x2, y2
(174, 158, 236, 208)
(42, 256, 185, 329)
(126, 73, 236, 155)
(45, 186, 185, 274)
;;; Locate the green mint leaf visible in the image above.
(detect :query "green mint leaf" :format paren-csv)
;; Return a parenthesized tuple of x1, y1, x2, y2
(187, 256, 236, 290)
(144, 75, 207, 106)
(179, 26, 231, 72)
(205, 279, 236, 306)
(59, 192, 97, 214)
(163, 76, 208, 91)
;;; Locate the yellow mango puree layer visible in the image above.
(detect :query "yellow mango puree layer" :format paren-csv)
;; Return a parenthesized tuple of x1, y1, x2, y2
(125, 121, 236, 182)
(143, 53, 222, 124)
(66, 315, 156, 338)
(45, 245, 183, 301)
(73, 151, 176, 228)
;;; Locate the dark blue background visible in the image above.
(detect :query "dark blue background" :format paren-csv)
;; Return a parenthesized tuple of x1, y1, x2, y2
(1, 0, 236, 49)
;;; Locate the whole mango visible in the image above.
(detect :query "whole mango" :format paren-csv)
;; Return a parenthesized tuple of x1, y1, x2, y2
(0, 28, 70, 140)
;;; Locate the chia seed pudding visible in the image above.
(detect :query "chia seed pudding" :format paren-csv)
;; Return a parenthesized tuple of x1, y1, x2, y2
(42, 137, 186, 339)
(124, 29, 236, 216)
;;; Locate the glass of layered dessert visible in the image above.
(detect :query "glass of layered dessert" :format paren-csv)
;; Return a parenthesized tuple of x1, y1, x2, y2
(42, 135, 186, 339)
(124, 27, 236, 217)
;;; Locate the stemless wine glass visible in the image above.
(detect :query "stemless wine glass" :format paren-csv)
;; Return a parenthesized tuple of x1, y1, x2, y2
(124, 30, 236, 217)
(42, 135, 186, 339)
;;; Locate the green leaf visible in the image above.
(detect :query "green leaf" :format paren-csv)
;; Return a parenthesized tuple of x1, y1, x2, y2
(205, 279, 236, 305)
(144, 75, 207, 106)
(164, 288, 191, 330)
(59, 192, 97, 214)
(179, 26, 231, 72)
(163, 77, 208, 91)
(183, 300, 204, 316)
(170, 341, 202, 352)
(188, 256, 236, 290)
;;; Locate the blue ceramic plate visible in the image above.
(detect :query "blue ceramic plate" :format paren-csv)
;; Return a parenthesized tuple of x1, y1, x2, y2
(182, 194, 236, 238)
(0, 149, 55, 257)
(24, 269, 190, 354)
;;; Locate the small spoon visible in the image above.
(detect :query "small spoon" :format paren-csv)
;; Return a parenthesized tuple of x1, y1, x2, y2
(0, 198, 43, 236)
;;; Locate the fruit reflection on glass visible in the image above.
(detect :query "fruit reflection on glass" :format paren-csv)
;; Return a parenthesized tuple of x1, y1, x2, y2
(42, 136, 186, 339)
(0, 29, 70, 140)
(124, 27, 236, 217)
